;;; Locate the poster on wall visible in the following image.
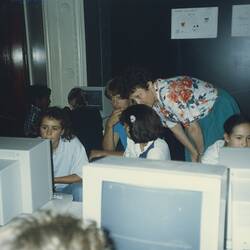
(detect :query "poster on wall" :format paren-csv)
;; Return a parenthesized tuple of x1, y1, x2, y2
(232, 5, 250, 37)
(171, 7, 218, 39)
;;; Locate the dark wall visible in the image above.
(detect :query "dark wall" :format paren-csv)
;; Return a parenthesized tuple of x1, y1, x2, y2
(84, 0, 250, 117)
(84, 0, 111, 85)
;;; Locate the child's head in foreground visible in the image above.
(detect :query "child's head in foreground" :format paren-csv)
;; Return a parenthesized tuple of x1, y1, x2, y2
(0, 210, 112, 250)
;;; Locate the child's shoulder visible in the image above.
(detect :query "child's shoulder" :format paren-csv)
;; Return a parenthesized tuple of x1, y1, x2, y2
(61, 137, 86, 155)
(154, 138, 169, 147)
(62, 136, 81, 146)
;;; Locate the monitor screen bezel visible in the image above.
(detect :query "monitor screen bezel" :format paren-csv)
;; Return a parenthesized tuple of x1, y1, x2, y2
(83, 158, 227, 250)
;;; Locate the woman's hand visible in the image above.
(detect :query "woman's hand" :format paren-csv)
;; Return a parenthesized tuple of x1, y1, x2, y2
(185, 121, 204, 160)
(191, 151, 199, 162)
(170, 123, 200, 162)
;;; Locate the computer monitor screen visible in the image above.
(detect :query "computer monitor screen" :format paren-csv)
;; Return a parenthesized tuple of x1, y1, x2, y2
(219, 147, 250, 250)
(0, 137, 53, 224)
(83, 156, 228, 250)
(219, 147, 250, 169)
(81, 86, 112, 119)
(85, 89, 103, 109)
(0, 159, 22, 225)
(102, 182, 201, 249)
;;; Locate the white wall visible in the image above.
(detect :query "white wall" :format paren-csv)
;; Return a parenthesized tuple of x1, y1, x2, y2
(42, 0, 87, 107)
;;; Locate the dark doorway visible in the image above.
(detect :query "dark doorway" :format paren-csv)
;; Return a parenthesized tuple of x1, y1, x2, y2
(0, 0, 29, 136)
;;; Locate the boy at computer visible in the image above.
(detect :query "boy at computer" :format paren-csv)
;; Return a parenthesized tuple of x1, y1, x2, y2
(39, 107, 88, 201)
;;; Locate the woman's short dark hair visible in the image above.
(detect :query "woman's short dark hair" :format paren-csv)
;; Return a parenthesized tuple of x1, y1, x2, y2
(224, 114, 250, 135)
(39, 106, 74, 140)
(105, 76, 129, 100)
(68, 87, 87, 109)
(120, 104, 164, 143)
(121, 66, 152, 96)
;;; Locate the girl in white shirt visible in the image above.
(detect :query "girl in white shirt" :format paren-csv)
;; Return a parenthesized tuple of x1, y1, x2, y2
(120, 104, 171, 160)
(202, 114, 250, 164)
(39, 107, 88, 201)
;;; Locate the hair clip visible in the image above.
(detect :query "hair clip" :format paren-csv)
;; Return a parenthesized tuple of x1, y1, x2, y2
(130, 115, 136, 123)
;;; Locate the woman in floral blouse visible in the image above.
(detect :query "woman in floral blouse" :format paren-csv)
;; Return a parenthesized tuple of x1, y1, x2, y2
(123, 69, 240, 162)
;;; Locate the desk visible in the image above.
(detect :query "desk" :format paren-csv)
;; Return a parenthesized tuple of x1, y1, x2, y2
(42, 193, 82, 219)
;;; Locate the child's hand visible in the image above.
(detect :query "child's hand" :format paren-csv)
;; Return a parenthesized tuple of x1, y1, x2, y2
(106, 109, 122, 128)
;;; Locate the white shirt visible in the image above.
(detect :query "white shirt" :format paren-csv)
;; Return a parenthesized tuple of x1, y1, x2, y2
(201, 139, 225, 165)
(53, 137, 88, 188)
(124, 137, 171, 160)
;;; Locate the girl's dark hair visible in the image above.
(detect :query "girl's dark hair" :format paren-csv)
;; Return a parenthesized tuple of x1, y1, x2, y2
(39, 106, 74, 140)
(224, 114, 250, 135)
(120, 104, 164, 143)
(105, 76, 129, 100)
(68, 87, 87, 109)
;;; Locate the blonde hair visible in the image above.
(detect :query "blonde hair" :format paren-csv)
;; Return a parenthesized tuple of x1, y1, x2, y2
(0, 211, 112, 250)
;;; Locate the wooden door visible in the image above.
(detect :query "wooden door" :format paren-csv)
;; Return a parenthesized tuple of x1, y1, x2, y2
(0, 0, 29, 136)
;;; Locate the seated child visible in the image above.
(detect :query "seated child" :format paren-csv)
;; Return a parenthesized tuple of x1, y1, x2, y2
(39, 107, 88, 201)
(201, 114, 250, 164)
(89, 77, 130, 160)
(120, 104, 171, 160)
(102, 77, 130, 151)
(24, 85, 51, 137)
(67, 87, 103, 158)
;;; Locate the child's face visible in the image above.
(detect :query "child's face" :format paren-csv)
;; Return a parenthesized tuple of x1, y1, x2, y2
(40, 117, 64, 149)
(129, 82, 156, 107)
(224, 123, 250, 147)
(110, 94, 129, 110)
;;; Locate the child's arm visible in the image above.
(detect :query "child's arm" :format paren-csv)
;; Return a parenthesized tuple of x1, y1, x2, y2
(89, 149, 123, 161)
(102, 109, 122, 150)
(185, 121, 204, 158)
(102, 125, 119, 151)
(54, 174, 81, 184)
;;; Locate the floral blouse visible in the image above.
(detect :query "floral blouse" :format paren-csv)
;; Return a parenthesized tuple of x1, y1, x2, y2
(153, 76, 218, 128)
